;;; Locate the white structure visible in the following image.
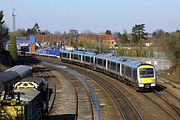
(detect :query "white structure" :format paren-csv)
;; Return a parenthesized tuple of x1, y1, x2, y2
(12, 8, 16, 32)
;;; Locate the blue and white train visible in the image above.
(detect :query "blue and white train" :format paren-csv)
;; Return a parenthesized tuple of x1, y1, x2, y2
(60, 50, 156, 90)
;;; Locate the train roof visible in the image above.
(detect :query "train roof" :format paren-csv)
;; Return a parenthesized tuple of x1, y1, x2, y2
(122, 59, 142, 68)
(14, 88, 40, 102)
(0, 71, 20, 83)
(95, 53, 144, 68)
(95, 53, 113, 59)
(95, 54, 126, 63)
(61, 50, 96, 56)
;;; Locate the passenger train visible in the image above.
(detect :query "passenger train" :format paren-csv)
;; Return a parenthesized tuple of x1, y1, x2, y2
(60, 50, 156, 90)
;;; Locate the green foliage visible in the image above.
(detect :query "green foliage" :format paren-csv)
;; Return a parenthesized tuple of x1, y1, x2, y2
(132, 24, 148, 44)
(167, 31, 180, 74)
(121, 31, 128, 44)
(78, 32, 98, 50)
(118, 47, 125, 56)
(10, 35, 17, 60)
(0, 10, 9, 51)
(70, 38, 78, 49)
(25, 23, 40, 36)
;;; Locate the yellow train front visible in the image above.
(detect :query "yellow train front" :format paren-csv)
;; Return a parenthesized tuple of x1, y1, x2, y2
(0, 77, 49, 120)
(137, 64, 156, 89)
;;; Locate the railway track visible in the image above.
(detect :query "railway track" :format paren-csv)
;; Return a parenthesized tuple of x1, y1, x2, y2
(153, 85, 180, 115)
(57, 68, 94, 120)
(42, 62, 94, 120)
(70, 66, 143, 120)
(142, 92, 178, 120)
(32, 65, 56, 114)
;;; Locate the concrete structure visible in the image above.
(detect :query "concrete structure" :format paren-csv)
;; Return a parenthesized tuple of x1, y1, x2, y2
(124, 57, 174, 70)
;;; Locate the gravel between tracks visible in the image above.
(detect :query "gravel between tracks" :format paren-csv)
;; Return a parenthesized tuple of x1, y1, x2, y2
(49, 70, 76, 115)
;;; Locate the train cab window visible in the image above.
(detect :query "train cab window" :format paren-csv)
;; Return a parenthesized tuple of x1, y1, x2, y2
(139, 68, 154, 78)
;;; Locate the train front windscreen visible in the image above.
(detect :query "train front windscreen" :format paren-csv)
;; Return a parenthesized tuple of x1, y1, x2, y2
(139, 68, 154, 78)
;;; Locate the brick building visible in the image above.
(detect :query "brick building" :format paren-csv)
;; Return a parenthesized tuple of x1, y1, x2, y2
(98, 34, 116, 48)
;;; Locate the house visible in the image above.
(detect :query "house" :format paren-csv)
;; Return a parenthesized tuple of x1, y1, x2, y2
(98, 34, 116, 48)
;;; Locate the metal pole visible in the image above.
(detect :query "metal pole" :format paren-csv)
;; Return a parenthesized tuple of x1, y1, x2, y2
(12, 8, 16, 32)
(99, 38, 101, 53)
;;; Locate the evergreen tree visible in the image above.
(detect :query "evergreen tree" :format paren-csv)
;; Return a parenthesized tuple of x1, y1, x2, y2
(0, 10, 9, 51)
(132, 24, 147, 44)
(105, 29, 112, 34)
(10, 35, 17, 60)
(121, 30, 128, 44)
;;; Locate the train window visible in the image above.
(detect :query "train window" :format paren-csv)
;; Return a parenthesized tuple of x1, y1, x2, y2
(74, 54, 78, 60)
(108, 61, 110, 69)
(62, 53, 67, 58)
(78, 55, 81, 61)
(133, 69, 137, 81)
(95, 58, 97, 64)
(125, 66, 132, 78)
(98, 59, 102, 65)
(110, 62, 116, 71)
(91, 57, 93, 63)
(117, 63, 120, 72)
(103, 60, 106, 67)
(85, 56, 90, 62)
(83, 56, 85, 61)
(122, 64, 125, 75)
(68, 53, 70, 58)
(71, 54, 74, 59)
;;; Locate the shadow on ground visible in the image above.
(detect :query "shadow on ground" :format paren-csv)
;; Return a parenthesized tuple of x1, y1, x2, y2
(154, 84, 167, 92)
(48, 114, 76, 120)
(33, 66, 51, 73)
(16, 55, 41, 65)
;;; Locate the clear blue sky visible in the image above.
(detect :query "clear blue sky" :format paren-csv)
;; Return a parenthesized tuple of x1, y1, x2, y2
(0, 0, 180, 33)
